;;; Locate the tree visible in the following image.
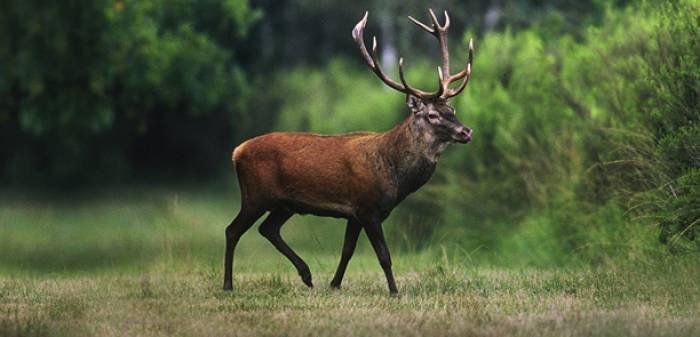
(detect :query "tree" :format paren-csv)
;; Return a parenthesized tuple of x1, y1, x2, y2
(0, 0, 260, 184)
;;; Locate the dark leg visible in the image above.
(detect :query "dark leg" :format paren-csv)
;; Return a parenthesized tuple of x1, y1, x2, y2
(330, 219, 362, 289)
(223, 205, 265, 290)
(364, 220, 398, 294)
(258, 210, 313, 287)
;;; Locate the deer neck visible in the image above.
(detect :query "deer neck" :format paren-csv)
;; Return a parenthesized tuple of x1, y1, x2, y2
(379, 116, 449, 199)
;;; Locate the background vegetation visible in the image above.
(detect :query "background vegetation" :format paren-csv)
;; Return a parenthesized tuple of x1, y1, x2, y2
(0, 0, 699, 335)
(1, 0, 698, 265)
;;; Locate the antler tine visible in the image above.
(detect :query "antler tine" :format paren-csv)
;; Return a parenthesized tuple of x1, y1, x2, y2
(427, 9, 451, 31)
(398, 58, 441, 98)
(406, 9, 452, 94)
(444, 39, 474, 98)
(369, 36, 406, 92)
(409, 9, 449, 36)
(355, 11, 442, 98)
(434, 10, 451, 91)
(436, 66, 446, 97)
(449, 39, 474, 82)
(352, 12, 373, 66)
(408, 15, 434, 33)
(428, 9, 441, 30)
(352, 12, 406, 92)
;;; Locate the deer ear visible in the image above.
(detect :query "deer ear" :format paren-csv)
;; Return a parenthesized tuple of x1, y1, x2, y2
(406, 94, 425, 114)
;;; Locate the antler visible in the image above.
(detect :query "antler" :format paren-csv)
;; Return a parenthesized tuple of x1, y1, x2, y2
(353, 10, 474, 100)
(352, 12, 438, 97)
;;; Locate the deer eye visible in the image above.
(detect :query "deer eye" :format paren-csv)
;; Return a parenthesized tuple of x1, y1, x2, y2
(427, 110, 439, 119)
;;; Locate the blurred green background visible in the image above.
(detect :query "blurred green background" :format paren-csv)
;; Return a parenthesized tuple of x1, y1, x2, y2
(0, 0, 698, 274)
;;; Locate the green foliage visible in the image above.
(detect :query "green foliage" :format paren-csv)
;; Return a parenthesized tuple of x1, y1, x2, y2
(583, 1, 699, 253)
(395, 0, 699, 263)
(0, 0, 697, 266)
(0, 0, 260, 183)
(270, 59, 405, 134)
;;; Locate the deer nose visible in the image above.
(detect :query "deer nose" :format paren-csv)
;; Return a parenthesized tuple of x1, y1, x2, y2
(457, 127, 472, 143)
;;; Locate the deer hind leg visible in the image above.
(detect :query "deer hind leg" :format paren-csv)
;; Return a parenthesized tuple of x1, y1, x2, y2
(258, 210, 313, 288)
(223, 204, 265, 291)
(330, 219, 362, 289)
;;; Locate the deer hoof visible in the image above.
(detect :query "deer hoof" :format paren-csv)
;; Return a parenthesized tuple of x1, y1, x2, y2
(301, 273, 313, 288)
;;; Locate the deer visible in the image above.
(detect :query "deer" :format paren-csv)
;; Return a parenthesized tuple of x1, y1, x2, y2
(223, 9, 474, 294)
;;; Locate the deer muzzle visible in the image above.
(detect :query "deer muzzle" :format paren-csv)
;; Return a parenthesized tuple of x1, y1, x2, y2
(455, 127, 472, 143)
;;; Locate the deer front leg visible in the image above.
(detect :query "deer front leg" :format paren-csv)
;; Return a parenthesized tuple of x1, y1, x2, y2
(363, 218, 398, 294)
(330, 219, 362, 289)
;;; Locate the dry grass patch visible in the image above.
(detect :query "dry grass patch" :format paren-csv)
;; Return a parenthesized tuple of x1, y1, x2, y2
(1, 266, 698, 337)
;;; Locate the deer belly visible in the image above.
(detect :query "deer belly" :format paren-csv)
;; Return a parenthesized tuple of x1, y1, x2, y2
(281, 198, 355, 218)
(275, 168, 359, 217)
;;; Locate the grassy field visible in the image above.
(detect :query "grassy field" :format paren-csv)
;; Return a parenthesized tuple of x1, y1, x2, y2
(1, 186, 699, 337)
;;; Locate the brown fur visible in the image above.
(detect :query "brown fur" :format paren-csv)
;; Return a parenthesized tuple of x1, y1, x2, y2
(233, 131, 382, 219)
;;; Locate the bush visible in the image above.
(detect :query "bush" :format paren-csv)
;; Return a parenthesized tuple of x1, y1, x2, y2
(268, 59, 405, 134)
(425, 0, 699, 264)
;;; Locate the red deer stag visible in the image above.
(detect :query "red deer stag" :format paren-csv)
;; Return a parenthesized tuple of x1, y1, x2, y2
(224, 9, 474, 294)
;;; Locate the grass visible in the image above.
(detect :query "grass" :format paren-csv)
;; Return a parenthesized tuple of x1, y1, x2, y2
(0, 186, 699, 336)
(1, 264, 699, 337)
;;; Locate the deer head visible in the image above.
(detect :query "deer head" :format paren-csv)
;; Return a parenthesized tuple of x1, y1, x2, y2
(352, 10, 474, 144)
